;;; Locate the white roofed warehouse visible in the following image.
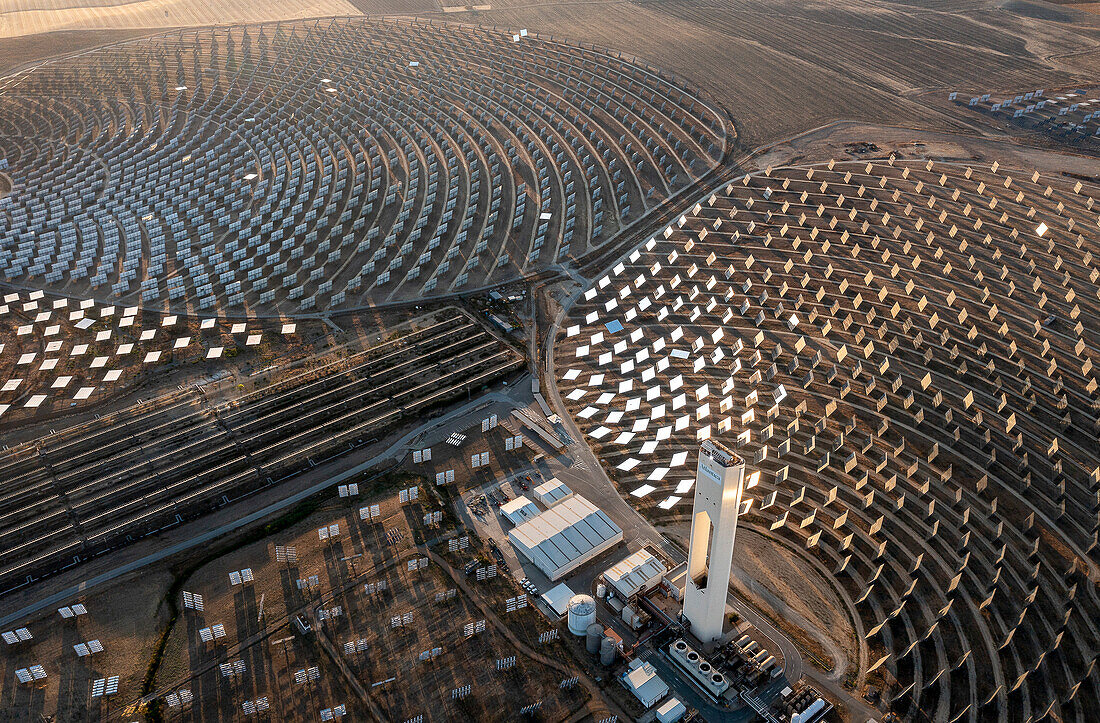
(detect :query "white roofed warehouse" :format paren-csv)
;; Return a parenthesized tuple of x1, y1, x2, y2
(500, 496, 540, 525)
(507, 495, 624, 580)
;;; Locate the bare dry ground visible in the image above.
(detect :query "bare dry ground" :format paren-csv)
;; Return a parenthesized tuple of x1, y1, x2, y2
(454, 0, 1100, 147)
(0, 0, 364, 38)
(0, 0, 1095, 147)
(0, 0, 446, 39)
(0, 568, 172, 723)
(0, 28, 155, 76)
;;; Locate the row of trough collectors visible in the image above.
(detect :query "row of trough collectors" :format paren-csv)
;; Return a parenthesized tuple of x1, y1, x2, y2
(556, 159, 1099, 722)
(0, 312, 522, 595)
(0, 18, 724, 314)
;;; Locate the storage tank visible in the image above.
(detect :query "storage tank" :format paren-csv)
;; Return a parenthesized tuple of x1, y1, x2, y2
(585, 623, 603, 653)
(599, 636, 617, 666)
(567, 594, 596, 636)
(596, 583, 607, 598)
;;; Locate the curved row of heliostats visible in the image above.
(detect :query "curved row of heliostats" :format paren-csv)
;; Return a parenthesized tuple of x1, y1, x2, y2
(556, 159, 1100, 722)
(0, 17, 725, 317)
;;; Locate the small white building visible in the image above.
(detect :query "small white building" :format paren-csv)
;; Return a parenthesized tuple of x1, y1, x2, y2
(621, 658, 669, 708)
(656, 697, 687, 723)
(604, 549, 667, 600)
(533, 477, 573, 507)
(500, 495, 540, 525)
(541, 582, 575, 617)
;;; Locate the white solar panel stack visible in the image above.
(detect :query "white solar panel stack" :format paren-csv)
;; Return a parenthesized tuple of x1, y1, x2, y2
(165, 689, 193, 708)
(90, 675, 119, 697)
(496, 655, 516, 671)
(451, 684, 471, 700)
(318, 523, 341, 541)
(423, 511, 443, 526)
(407, 557, 428, 571)
(182, 591, 204, 611)
(242, 697, 270, 715)
(434, 589, 457, 603)
(505, 594, 528, 612)
(73, 640, 104, 657)
(462, 619, 486, 637)
(15, 665, 47, 684)
(229, 568, 254, 585)
(597, 716, 618, 723)
(412, 448, 432, 463)
(219, 660, 246, 678)
(446, 535, 469, 552)
(417, 647, 443, 662)
(294, 666, 322, 684)
(343, 638, 369, 655)
(296, 574, 321, 591)
(559, 675, 579, 688)
(318, 606, 343, 622)
(338, 483, 359, 497)
(539, 629, 560, 644)
(275, 545, 298, 563)
(505, 434, 524, 450)
(481, 414, 498, 432)
(519, 701, 543, 715)
(398, 486, 419, 503)
(363, 578, 388, 595)
(360, 504, 382, 521)
(470, 451, 490, 468)
(404, 716, 424, 723)
(2, 628, 32, 645)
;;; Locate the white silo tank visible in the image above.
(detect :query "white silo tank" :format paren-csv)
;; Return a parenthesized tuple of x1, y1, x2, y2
(567, 594, 596, 636)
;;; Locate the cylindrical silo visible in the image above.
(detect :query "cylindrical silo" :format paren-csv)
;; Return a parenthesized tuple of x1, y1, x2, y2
(596, 583, 607, 598)
(567, 594, 596, 636)
(599, 636, 617, 666)
(585, 623, 603, 654)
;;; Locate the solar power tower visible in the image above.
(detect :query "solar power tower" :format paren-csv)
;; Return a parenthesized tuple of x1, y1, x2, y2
(684, 440, 745, 644)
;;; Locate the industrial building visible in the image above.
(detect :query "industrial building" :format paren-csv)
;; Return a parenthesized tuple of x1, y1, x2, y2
(656, 697, 687, 723)
(500, 496, 540, 525)
(603, 548, 667, 601)
(507, 494, 623, 581)
(621, 658, 670, 708)
(541, 582, 576, 617)
(533, 477, 573, 508)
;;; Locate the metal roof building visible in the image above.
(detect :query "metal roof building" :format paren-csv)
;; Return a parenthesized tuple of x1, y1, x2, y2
(604, 549, 668, 600)
(533, 477, 573, 508)
(621, 658, 669, 708)
(656, 697, 687, 723)
(540, 582, 575, 616)
(507, 495, 623, 580)
(500, 495, 540, 525)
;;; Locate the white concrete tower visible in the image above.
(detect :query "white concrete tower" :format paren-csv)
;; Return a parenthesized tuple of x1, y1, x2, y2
(683, 439, 745, 644)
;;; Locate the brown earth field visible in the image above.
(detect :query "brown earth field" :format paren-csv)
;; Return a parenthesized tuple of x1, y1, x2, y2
(0, 28, 155, 76)
(0, 0, 1097, 150)
(455, 0, 1100, 148)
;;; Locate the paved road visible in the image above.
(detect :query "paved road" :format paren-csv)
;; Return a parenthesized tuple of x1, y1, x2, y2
(0, 390, 517, 629)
